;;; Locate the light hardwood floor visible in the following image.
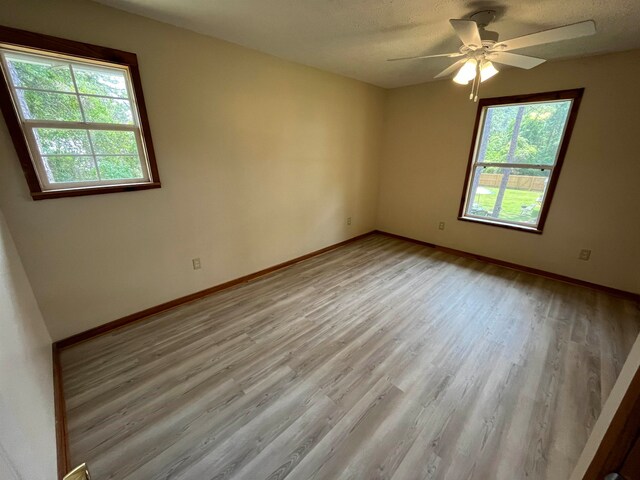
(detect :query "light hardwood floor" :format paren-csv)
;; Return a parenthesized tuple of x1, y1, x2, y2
(60, 234, 640, 480)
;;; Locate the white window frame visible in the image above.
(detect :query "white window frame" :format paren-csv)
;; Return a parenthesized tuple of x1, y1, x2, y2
(0, 46, 153, 192)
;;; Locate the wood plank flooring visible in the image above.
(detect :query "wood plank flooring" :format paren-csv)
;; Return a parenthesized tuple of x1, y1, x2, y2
(60, 234, 640, 480)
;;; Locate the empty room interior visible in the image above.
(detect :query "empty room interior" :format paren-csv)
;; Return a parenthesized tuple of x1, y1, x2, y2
(2, 0, 640, 479)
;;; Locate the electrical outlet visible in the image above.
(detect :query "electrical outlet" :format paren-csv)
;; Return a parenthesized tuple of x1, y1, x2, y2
(578, 249, 591, 261)
(438, 221, 445, 231)
(192, 258, 202, 270)
(347, 217, 352, 226)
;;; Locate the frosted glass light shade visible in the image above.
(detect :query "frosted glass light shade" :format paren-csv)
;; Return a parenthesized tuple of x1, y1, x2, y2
(480, 61, 499, 82)
(453, 59, 477, 85)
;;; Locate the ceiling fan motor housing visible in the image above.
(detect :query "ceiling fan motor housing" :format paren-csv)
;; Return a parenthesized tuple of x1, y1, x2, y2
(469, 10, 496, 28)
(480, 29, 499, 43)
(469, 10, 499, 46)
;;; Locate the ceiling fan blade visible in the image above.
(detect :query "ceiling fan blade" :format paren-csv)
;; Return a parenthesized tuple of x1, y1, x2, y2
(387, 52, 463, 62)
(449, 19, 483, 48)
(434, 59, 467, 79)
(489, 51, 546, 69)
(497, 20, 596, 52)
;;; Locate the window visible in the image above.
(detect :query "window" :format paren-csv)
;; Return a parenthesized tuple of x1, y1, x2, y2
(459, 89, 583, 233)
(0, 26, 160, 199)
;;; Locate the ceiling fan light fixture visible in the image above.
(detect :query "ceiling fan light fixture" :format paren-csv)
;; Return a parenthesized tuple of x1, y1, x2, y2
(453, 59, 477, 85)
(387, 14, 596, 101)
(480, 61, 499, 82)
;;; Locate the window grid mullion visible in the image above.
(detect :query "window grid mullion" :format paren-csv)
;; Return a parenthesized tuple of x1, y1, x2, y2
(23, 120, 138, 131)
(473, 163, 555, 170)
(42, 153, 137, 157)
(67, 64, 85, 122)
(13, 85, 128, 101)
(69, 65, 103, 181)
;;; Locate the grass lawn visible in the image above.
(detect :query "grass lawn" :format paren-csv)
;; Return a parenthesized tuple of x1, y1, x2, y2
(472, 188, 542, 223)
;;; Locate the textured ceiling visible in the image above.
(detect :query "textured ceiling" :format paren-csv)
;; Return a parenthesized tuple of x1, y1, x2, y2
(94, 0, 640, 88)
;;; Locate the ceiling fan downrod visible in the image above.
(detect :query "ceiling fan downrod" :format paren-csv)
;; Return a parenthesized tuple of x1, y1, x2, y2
(471, 60, 481, 102)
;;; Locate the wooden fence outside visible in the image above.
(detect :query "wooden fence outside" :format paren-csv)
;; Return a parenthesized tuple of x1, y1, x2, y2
(478, 173, 547, 192)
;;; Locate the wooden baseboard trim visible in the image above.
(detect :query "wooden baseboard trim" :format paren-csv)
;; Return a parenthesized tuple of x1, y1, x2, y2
(52, 343, 69, 479)
(55, 230, 375, 350)
(372, 230, 437, 248)
(374, 230, 640, 301)
(57, 230, 637, 349)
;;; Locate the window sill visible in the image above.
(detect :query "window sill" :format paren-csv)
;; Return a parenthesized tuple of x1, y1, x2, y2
(457, 216, 543, 234)
(31, 182, 161, 200)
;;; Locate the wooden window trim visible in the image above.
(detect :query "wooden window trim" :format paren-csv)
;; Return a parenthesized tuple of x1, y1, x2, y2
(0, 25, 160, 200)
(457, 88, 584, 234)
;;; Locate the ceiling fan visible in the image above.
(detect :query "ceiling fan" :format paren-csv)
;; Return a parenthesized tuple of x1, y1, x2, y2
(388, 11, 596, 101)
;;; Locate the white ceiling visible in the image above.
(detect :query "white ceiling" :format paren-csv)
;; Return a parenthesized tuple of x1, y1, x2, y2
(94, 0, 640, 88)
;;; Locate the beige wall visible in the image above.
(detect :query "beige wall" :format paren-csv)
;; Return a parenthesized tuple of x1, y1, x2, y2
(1, 0, 639, 345)
(378, 50, 640, 294)
(0, 208, 56, 479)
(0, 0, 386, 341)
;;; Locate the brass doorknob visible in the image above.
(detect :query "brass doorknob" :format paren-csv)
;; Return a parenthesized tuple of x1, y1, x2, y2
(63, 463, 91, 480)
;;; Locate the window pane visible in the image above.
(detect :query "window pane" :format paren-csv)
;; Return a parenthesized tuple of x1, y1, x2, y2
(466, 167, 550, 225)
(90, 130, 138, 155)
(476, 101, 571, 166)
(34, 128, 91, 155)
(1, 45, 158, 196)
(97, 156, 143, 180)
(80, 96, 133, 124)
(5, 54, 74, 92)
(17, 90, 82, 121)
(43, 156, 98, 183)
(73, 66, 128, 98)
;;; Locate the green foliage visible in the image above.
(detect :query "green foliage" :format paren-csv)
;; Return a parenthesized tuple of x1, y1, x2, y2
(74, 67, 128, 98)
(19, 90, 82, 121)
(12, 53, 133, 125)
(7, 56, 74, 92)
(479, 101, 571, 176)
(90, 131, 137, 155)
(472, 188, 541, 224)
(35, 128, 90, 155)
(10, 51, 142, 183)
(81, 97, 133, 124)
(97, 156, 143, 180)
(45, 156, 98, 183)
(36, 129, 141, 180)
